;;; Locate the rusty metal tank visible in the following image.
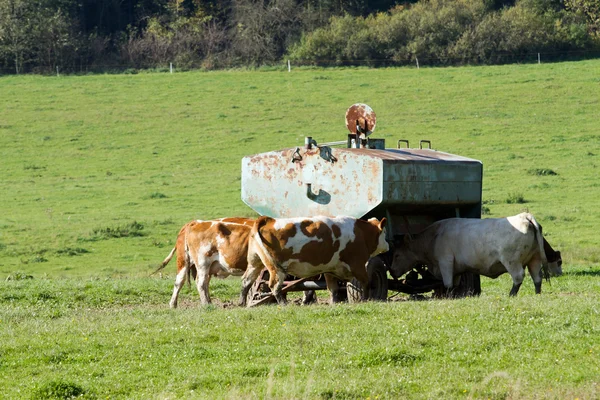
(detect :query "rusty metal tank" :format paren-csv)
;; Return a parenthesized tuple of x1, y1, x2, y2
(241, 139, 483, 233)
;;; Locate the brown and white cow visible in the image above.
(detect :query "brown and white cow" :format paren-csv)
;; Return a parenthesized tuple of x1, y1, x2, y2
(155, 217, 254, 308)
(240, 215, 388, 306)
(544, 237, 563, 276)
(390, 212, 559, 296)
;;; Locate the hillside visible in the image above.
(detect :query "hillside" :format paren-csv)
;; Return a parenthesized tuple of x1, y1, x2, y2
(1, 60, 599, 278)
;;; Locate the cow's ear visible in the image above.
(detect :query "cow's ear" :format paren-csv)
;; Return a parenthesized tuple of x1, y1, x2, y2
(379, 217, 387, 230)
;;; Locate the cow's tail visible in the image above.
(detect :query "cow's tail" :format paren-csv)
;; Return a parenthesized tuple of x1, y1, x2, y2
(151, 246, 176, 275)
(250, 216, 279, 271)
(527, 214, 550, 282)
(150, 222, 191, 282)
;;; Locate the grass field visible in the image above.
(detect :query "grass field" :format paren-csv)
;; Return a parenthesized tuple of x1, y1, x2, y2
(1, 61, 599, 399)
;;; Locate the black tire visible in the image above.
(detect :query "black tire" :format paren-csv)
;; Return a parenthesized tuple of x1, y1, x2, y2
(347, 257, 389, 303)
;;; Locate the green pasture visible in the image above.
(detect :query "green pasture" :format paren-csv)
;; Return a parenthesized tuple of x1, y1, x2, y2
(1, 61, 600, 398)
(2, 272, 600, 399)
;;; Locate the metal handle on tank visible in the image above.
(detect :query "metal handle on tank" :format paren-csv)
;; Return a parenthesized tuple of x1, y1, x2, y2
(419, 140, 432, 149)
(306, 183, 316, 200)
(305, 183, 331, 204)
(397, 140, 409, 149)
(291, 147, 302, 163)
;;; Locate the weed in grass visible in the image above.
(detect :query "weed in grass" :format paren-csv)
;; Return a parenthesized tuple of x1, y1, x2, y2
(153, 218, 175, 226)
(37, 291, 56, 302)
(24, 164, 46, 171)
(575, 135, 600, 142)
(355, 348, 419, 367)
(5, 271, 34, 281)
(147, 192, 168, 199)
(151, 239, 169, 247)
(45, 351, 69, 364)
(32, 381, 86, 400)
(481, 206, 491, 215)
(529, 182, 550, 189)
(506, 192, 526, 204)
(528, 168, 558, 176)
(1, 292, 25, 302)
(87, 221, 145, 240)
(188, 376, 227, 391)
(240, 365, 270, 378)
(22, 255, 48, 264)
(320, 389, 363, 399)
(55, 247, 89, 256)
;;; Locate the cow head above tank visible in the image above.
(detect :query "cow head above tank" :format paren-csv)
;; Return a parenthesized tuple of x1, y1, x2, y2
(345, 103, 377, 141)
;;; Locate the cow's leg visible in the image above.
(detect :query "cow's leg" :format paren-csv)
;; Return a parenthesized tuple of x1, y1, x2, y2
(302, 290, 317, 305)
(438, 258, 455, 297)
(527, 257, 544, 294)
(170, 266, 188, 309)
(324, 274, 342, 304)
(240, 264, 262, 307)
(509, 282, 522, 296)
(359, 276, 370, 301)
(196, 271, 212, 305)
(270, 270, 288, 305)
(505, 263, 525, 296)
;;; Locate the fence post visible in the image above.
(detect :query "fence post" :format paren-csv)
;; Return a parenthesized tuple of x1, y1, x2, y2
(415, 56, 420, 69)
(170, 63, 173, 73)
(538, 53, 540, 64)
(288, 60, 291, 72)
(56, 66, 59, 77)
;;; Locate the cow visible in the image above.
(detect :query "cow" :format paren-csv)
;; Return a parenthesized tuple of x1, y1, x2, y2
(240, 215, 388, 306)
(154, 217, 254, 308)
(389, 212, 560, 297)
(544, 237, 563, 276)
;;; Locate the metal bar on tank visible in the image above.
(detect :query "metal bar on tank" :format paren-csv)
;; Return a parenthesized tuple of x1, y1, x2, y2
(317, 140, 347, 147)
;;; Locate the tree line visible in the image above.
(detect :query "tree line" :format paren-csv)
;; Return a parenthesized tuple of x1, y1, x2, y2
(0, 0, 599, 74)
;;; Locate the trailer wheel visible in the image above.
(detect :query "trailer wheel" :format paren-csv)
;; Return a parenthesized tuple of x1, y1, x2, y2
(246, 269, 280, 306)
(347, 257, 388, 302)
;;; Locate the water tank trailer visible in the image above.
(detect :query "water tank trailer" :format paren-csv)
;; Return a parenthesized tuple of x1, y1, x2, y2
(241, 104, 483, 303)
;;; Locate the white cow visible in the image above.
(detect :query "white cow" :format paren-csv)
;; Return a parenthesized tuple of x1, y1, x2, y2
(390, 213, 557, 296)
